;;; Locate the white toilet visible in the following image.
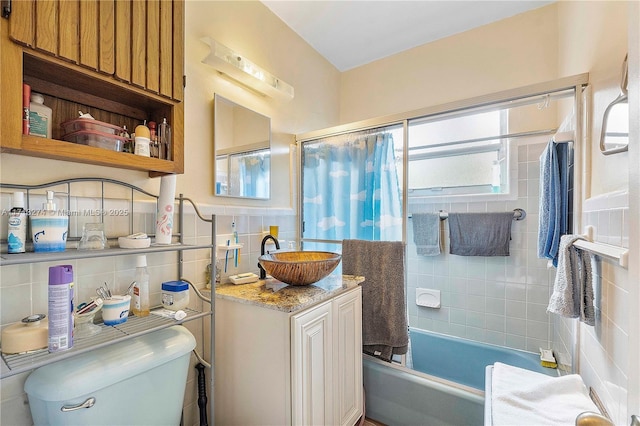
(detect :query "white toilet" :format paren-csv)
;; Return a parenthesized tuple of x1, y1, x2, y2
(24, 326, 196, 426)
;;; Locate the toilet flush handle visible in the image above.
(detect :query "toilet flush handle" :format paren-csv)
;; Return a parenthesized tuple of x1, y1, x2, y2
(61, 397, 96, 412)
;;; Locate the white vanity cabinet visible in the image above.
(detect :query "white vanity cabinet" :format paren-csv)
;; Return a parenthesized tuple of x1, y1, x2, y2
(214, 284, 363, 426)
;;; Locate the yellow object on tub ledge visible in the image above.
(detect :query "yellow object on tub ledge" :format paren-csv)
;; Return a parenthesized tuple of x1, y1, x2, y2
(487, 362, 601, 426)
(540, 348, 558, 368)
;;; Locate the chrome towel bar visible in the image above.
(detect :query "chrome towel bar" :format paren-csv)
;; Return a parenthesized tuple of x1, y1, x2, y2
(408, 208, 526, 221)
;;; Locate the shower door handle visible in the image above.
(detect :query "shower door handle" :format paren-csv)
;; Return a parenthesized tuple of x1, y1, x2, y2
(61, 397, 96, 412)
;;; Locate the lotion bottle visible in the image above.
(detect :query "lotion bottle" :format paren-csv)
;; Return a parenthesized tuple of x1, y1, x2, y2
(491, 160, 501, 193)
(30, 190, 68, 253)
(134, 122, 151, 157)
(29, 92, 52, 138)
(132, 255, 150, 317)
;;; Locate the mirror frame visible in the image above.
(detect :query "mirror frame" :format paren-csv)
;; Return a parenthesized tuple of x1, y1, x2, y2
(213, 94, 271, 199)
(599, 93, 628, 155)
(600, 54, 629, 155)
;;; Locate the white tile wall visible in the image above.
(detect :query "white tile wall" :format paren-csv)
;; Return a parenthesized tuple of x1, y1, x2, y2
(407, 141, 556, 353)
(556, 190, 630, 425)
(0, 192, 295, 426)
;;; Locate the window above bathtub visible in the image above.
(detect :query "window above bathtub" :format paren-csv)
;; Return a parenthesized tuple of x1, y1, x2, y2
(406, 87, 577, 201)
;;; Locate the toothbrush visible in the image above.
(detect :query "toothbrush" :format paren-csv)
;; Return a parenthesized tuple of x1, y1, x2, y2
(232, 222, 239, 268)
(224, 239, 230, 273)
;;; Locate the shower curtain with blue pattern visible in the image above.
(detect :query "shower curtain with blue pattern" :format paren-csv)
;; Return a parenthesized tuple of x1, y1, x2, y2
(234, 152, 269, 198)
(302, 127, 402, 242)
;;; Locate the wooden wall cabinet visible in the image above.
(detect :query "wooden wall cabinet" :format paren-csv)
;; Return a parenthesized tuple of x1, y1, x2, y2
(0, 0, 185, 175)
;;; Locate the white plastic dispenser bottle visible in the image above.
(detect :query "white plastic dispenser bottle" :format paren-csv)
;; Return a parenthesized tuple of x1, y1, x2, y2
(29, 92, 52, 138)
(491, 160, 501, 193)
(48, 265, 74, 352)
(7, 192, 27, 254)
(30, 190, 68, 253)
(132, 255, 150, 317)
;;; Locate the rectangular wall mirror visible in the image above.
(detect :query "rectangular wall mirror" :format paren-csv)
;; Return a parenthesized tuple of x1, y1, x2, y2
(214, 94, 271, 199)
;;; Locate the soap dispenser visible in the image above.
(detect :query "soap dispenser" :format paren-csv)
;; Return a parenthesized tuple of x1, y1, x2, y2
(30, 190, 69, 252)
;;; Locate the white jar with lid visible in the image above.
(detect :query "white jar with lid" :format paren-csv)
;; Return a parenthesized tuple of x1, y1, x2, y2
(161, 280, 190, 311)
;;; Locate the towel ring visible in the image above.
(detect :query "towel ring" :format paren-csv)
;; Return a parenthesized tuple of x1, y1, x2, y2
(513, 208, 526, 221)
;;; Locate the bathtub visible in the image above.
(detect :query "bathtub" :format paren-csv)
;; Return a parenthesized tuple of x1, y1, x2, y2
(362, 328, 558, 425)
(409, 328, 557, 390)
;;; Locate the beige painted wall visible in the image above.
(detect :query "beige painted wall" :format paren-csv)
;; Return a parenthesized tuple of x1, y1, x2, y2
(557, 1, 629, 196)
(183, 1, 340, 208)
(0, 1, 341, 209)
(339, 4, 559, 123)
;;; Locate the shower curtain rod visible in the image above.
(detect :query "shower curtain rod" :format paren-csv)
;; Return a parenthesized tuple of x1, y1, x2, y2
(409, 128, 574, 153)
(408, 208, 526, 221)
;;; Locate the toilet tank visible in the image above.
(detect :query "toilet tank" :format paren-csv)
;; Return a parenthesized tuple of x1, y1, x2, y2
(24, 326, 196, 426)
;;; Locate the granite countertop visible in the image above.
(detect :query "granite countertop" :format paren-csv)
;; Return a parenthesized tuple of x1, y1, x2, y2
(215, 273, 364, 313)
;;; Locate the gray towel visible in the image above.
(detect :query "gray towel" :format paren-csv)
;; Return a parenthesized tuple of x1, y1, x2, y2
(448, 212, 513, 256)
(411, 213, 441, 256)
(342, 239, 408, 361)
(547, 235, 595, 325)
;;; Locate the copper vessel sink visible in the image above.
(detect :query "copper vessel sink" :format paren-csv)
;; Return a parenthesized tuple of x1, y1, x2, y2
(258, 251, 341, 286)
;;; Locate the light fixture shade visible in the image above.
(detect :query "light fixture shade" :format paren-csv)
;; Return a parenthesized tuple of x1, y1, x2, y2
(201, 37, 294, 101)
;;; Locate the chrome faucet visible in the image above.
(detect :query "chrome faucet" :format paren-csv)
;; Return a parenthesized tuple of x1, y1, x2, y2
(258, 234, 280, 279)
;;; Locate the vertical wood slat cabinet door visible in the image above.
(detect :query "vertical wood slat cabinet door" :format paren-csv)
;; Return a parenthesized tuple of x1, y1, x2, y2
(8, 0, 35, 46)
(146, 0, 160, 94)
(98, 0, 115, 75)
(291, 302, 333, 426)
(130, 0, 146, 88)
(79, 0, 98, 70)
(159, 0, 173, 98)
(172, 0, 184, 101)
(58, 0, 79, 63)
(35, 0, 57, 54)
(333, 288, 363, 426)
(1, 17, 25, 149)
(114, 0, 131, 83)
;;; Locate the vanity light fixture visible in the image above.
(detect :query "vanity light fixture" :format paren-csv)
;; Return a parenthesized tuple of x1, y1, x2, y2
(201, 37, 294, 101)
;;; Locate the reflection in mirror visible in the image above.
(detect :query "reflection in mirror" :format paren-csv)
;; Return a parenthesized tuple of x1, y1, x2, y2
(600, 54, 629, 155)
(214, 94, 271, 199)
(600, 94, 628, 155)
(216, 149, 270, 198)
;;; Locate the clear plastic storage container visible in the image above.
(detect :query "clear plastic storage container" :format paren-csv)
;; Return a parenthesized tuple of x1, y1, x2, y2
(62, 129, 127, 151)
(60, 117, 124, 135)
(161, 280, 190, 311)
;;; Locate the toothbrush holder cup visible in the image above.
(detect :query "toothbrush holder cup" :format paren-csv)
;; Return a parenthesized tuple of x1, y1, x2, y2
(102, 295, 131, 326)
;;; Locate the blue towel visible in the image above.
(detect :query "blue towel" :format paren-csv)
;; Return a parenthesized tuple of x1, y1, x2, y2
(538, 140, 570, 266)
(411, 213, 441, 256)
(448, 212, 513, 256)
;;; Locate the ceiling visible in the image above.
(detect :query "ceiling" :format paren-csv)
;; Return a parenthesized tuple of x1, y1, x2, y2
(262, 1, 555, 71)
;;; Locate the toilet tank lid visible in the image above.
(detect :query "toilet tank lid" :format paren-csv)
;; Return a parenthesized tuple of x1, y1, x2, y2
(24, 326, 196, 401)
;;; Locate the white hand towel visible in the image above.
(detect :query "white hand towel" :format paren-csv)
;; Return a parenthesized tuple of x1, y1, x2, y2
(492, 362, 600, 426)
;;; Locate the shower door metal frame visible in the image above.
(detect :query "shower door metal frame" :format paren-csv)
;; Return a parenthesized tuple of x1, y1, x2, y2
(295, 73, 590, 374)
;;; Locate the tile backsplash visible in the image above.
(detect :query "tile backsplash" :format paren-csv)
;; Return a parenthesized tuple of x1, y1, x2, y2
(0, 189, 295, 426)
(573, 190, 629, 425)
